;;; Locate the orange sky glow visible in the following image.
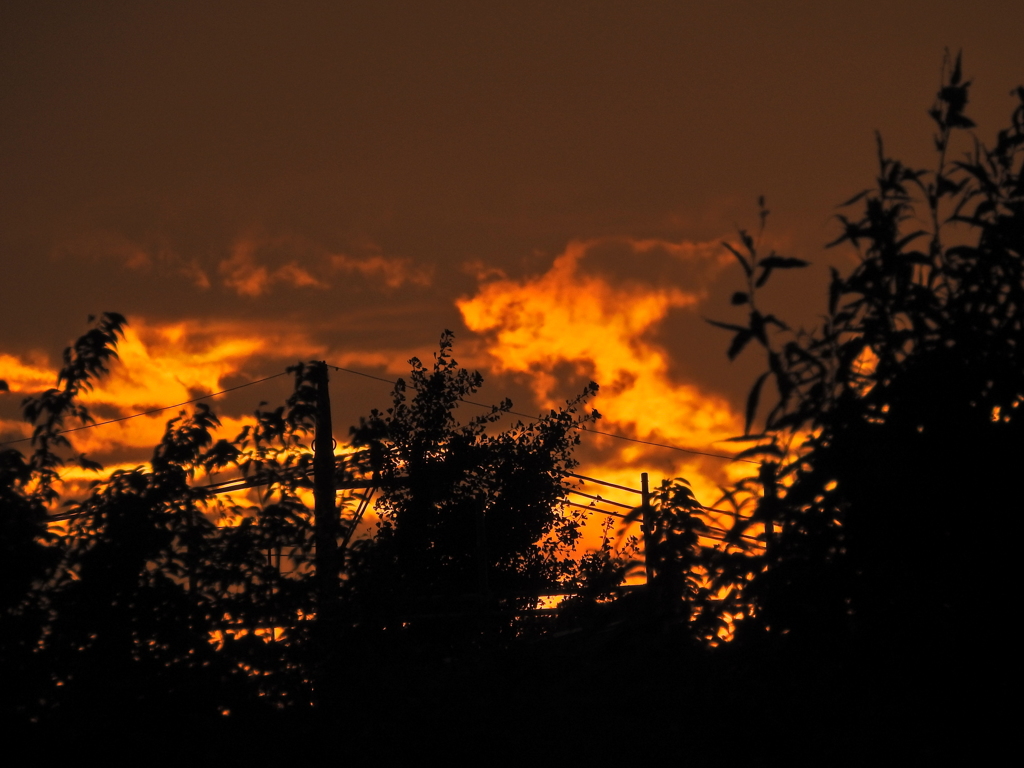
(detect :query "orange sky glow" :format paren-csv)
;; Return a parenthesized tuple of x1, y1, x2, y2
(2, 2, 1023, 555)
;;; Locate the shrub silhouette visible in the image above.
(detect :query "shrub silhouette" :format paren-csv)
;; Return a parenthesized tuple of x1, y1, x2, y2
(715, 54, 1023, 664)
(1, 322, 615, 729)
(346, 330, 601, 639)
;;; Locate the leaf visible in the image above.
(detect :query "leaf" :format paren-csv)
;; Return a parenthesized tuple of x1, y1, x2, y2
(759, 256, 809, 270)
(720, 433, 770, 443)
(838, 189, 870, 207)
(894, 230, 928, 250)
(755, 256, 809, 288)
(734, 443, 784, 461)
(934, 175, 959, 199)
(740, 229, 754, 253)
(768, 412, 808, 431)
(721, 241, 752, 276)
(727, 330, 753, 360)
(828, 267, 843, 315)
(745, 373, 769, 435)
(705, 318, 748, 334)
(731, 292, 749, 306)
(77, 453, 104, 472)
(748, 310, 767, 344)
(0, 380, 8, 393)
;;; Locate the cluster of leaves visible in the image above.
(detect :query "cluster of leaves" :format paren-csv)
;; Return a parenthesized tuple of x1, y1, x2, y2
(0, 324, 338, 725)
(9, 322, 701, 727)
(714, 54, 1024, 651)
(345, 330, 603, 638)
(607, 478, 762, 645)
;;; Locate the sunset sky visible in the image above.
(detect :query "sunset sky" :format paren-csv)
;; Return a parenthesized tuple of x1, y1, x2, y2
(2, 1, 1023, 511)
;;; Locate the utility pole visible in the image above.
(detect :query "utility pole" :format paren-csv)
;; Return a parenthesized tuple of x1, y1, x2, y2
(641, 472, 655, 588)
(759, 461, 776, 558)
(313, 361, 338, 612)
(312, 361, 338, 712)
(476, 506, 489, 601)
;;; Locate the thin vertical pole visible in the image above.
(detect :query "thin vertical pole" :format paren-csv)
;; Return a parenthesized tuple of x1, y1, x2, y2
(759, 461, 776, 557)
(476, 507, 489, 600)
(312, 361, 338, 712)
(313, 361, 338, 613)
(641, 472, 654, 587)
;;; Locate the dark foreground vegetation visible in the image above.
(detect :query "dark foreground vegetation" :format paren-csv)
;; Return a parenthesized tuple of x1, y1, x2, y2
(2, 57, 1020, 760)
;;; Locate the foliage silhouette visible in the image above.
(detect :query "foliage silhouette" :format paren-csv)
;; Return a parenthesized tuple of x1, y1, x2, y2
(1, 312, 126, 722)
(609, 477, 760, 644)
(714, 54, 1023, 673)
(346, 330, 602, 640)
(0, 317, 333, 727)
(4, 322, 638, 737)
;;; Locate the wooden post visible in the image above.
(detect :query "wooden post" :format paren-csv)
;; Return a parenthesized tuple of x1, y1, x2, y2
(476, 507, 489, 601)
(641, 472, 654, 587)
(313, 361, 338, 613)
(312, 361, 338, 712)
(759, 461, 775, 557)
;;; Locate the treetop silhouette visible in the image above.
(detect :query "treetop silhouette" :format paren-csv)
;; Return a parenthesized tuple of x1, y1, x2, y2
(345, 330, 602, 632)
(714, 52, 1023, 653)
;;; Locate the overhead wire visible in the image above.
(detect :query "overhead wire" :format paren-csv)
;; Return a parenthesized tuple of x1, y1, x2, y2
(326, 363, 754, 463)
(7, 355, 773, 559)
(565, 488, 635, 510)
(1, 359, 754, 467)
(568, 471, 644, 495)
(0, 371, 290, 447)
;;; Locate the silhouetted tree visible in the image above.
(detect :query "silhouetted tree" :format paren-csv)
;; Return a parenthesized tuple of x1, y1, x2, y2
(1, 312, 126, 722)
(4, 321, 625, 735)
(715, 55, 1023, 673)
(346, 331, 600, 640)
(0, 315, 327, 728)
(634, 478, 761, 644)
(44, 404, 249, 725)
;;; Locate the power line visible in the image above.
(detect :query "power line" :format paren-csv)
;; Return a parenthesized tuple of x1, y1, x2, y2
(0, 371, 290, 447)
(576, 427, 757, 464)
(569, 471, 644, 495)
(2, 357, 753, 466)
(326, 363, 754, 463)
(566, 488, 635, 510)
(564, 499, 632, 519)
(561, 500, 764, 547)
(327, 365, 397, 387)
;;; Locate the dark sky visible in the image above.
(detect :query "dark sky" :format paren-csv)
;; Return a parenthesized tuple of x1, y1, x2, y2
(2, 1, 1022, 498)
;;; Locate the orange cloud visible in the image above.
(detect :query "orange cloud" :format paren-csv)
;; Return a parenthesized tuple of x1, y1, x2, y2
(1, 317, 325, 460)
(458, 236, 747, 509)
(54, 228, 431, 297)
(329, 253, 433, 288)
(97, 318, 319, 407)
(217, 235, 433, 296)
(55, 230, 212, 288)
(0, 353, 56, 394)
(220, 238, 329, 297)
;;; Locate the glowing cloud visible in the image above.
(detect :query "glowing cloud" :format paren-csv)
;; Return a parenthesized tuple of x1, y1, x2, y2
(459, 236, 747, 507)
(216, 235, 433, 296)
(0, 318, 323, 460)
(219, 238, 329, 297)
(54, 228, 432, 298)
(329, 253, 433, 288)
(55, 230, 213, 289)
(0, 353, 56, 394)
